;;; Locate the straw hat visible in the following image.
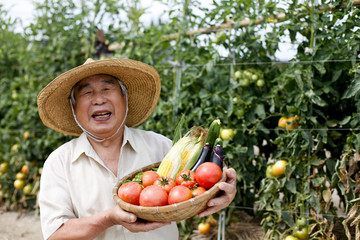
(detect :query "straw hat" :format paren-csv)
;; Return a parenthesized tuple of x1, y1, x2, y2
(37, 58, 161, 136)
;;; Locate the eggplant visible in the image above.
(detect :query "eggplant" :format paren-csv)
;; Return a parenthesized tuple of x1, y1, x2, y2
(191, 143, 211, 172)
(210, 144, 225, 168)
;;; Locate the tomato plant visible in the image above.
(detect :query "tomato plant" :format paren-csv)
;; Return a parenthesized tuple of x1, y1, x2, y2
(296, 217, 306, 227)
(271, 160, 287, 177)
(117, 182, 143, 205)
(198, 222, 211, 234)
(285, 116, 300, 130)
(168, 186, 192, 205)
(294, 225, 310, 240)
(21, 165, 29, 175)
(220, 128, 235, 141)
(23, 184, 33, 195)
(278, 117, 288, 129)
(195, 162, 222, 189)
(1, 0, 360, 238)
(139, 185, 168, 207)
(13, 179, 25, 190)
(285, 236, 299, 240)
(0, 162, 8, 173)
(265, 165, 274, 178)
(16, 172, 25, 180)
(175, 170, 196, 189)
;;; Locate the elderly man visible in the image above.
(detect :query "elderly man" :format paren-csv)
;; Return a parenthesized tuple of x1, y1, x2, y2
(37, 58, 237, 240)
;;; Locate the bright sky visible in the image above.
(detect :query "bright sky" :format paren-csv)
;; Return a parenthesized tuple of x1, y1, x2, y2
(0, 0, 170, 28)
(0, 0, 295, 60)
(1, 0, 34, 24)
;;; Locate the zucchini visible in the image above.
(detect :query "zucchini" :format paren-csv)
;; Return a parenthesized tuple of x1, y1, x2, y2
(204, 119, 221, 149)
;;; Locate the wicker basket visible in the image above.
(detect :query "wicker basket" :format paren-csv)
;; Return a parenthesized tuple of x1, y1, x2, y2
(113, 161, 227, 222)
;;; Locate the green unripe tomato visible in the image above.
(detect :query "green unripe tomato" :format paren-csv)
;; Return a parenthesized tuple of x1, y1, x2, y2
(296, 217, 306, 227)
(0, 162, 9, 173)
(243, 70, 252, 78)
(12, 90, 18, 100)
(256, 79, 265, 87)
(220, 128, 235, 140)
(285, 236, 299, 240)
(239, 79, 250, 86)
(235, 108, 245, 118)
(294, 225, 309, 240)
(251, 74, 259, 81)
(23, 184, 33, 195)
(234, 71, 242, 80)
(266, 165, 274, 178)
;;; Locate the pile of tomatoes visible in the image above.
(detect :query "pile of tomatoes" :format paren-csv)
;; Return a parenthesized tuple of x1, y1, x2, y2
(117, 162, 223, 207)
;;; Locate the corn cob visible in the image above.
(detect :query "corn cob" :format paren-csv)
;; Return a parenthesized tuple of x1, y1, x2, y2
(157, 127, 206, 179)
(182, 138, 204, 170)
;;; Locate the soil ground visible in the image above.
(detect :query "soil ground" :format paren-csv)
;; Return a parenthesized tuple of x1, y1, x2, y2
(0, 211, 42, 240)
(0, 192, 346, 240)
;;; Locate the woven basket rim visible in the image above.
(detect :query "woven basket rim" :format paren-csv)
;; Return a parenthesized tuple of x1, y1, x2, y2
(113, 161, 227, 215)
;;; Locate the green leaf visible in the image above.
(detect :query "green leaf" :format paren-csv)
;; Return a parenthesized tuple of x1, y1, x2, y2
(305, 90, 327, 107)
(285, 178, 297, 194)
(311, 176, 325, 187)
(355, 133, 360, 150)
(339, 116, 351, 125)
(309, 158, 323, 166)
(255, 104, 266, 119)
(295, 73, 303, 91)
(238, 146, 248, 153)
(309, 190, 321, 213)
(342, 77, 360, 99)
(281, 210, 294, 228)
(313, 62, 326, 75)
(172, 114, 186, 145)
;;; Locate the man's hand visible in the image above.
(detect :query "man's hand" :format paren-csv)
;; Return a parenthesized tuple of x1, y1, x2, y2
(108, 206, 171, 232)
(197, 167, 237, 217)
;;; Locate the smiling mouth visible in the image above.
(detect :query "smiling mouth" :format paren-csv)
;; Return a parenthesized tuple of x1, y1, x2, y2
(92, 112, 111, 119)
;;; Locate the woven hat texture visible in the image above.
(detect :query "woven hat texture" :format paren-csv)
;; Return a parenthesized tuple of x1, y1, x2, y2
(37, 58, 161, 136)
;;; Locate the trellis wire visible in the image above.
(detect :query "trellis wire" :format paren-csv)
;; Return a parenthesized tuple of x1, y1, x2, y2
(226, 205, 346, 219)
(0, 127, 359, 134)
(151, 58, 360, 75)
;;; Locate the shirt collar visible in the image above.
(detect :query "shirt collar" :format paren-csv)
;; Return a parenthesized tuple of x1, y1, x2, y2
(122, 126, 139, 153)
(71, 126, 139, 163)
(71, 133, 94, 163)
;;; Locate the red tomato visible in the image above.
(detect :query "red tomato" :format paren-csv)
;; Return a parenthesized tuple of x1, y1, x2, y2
(168, 185, 193, 205)
(141, 170, 159, 187)
(175, 170, 196, 188)
(117, 181, 143, 205)
(154, 176, 176, 193)
(191, 186, 206, 197)
(139, 185, 168, 207)
(195, 162, 222, 189)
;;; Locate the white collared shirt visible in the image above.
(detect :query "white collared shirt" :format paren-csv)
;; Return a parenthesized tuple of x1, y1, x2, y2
(39, 126, 179, 240)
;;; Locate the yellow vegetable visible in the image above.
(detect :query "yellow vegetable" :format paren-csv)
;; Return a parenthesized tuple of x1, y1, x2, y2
(157, 127, 206, 179)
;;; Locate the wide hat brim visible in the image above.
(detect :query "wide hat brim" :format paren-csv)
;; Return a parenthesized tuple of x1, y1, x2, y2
(37, 58, 161, 136)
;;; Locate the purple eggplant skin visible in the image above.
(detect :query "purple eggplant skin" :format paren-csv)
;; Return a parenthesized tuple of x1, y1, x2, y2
(210, 144, 225, 168)
(214, 144, 225, 159)
(191, 143, 211, 172)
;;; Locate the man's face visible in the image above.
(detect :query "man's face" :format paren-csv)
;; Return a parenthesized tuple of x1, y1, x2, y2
(73, 74, 127, 138)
